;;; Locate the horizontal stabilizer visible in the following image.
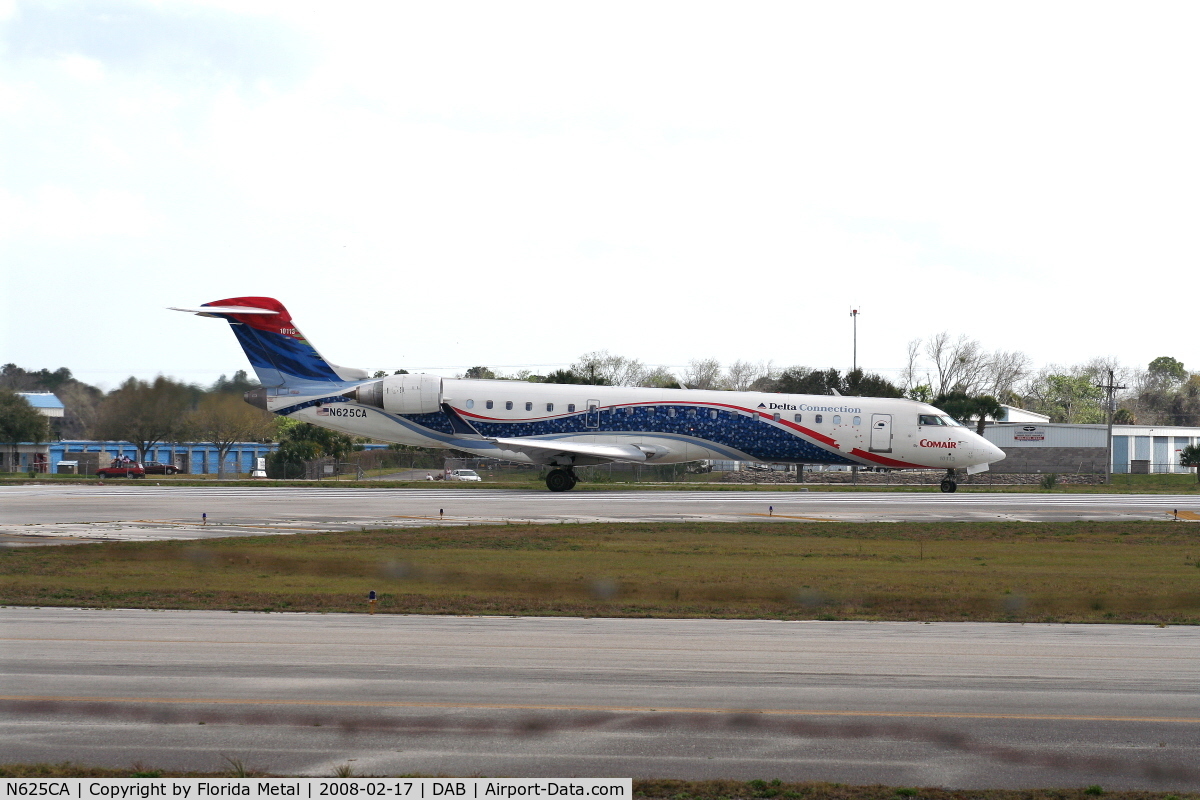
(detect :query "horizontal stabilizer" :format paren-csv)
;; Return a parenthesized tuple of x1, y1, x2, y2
(169, 306, 279, 316)
(487, 437, 662, 464)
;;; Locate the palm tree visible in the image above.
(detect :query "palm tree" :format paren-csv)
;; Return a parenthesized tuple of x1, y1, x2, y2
(933, 392, 1005, 435)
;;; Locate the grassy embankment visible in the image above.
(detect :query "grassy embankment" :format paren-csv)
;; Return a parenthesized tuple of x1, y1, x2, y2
(3, 521, 1198, 623)
(0, 769, 1193, 800)
(2, 471, 1198, 492)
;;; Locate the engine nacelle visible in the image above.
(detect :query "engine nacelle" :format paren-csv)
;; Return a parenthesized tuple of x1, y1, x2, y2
(344, 374, 442, 415)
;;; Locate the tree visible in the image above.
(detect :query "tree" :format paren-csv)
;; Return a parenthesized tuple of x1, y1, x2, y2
(93, 377, 195, 462)
(189, 393, 276, 477)
(540, 369, 606, 385)
(769, 367, 901, 398)
(463, 366, 497, 380)
(901, 335, 1030, 399)
(844, 369, 903, 399)
(571, 351, 645, 386)
(684, 358, 723, 390)
(1023, 372, 1104, 423)
(724, 360, 766, 392)
(0, 363, 104, 438)
(1147, 356, 1187, 389)
(925, 332, 988, 395)
(209, 370, 259, 394)
(0, 391, 50, 472)
(933, 391, 1004, 434)
(1113, 408, 1137, 424)
(1180, 443, 1200, 484)
(266, 420, 362, 479)
(639, 367, 681, 389)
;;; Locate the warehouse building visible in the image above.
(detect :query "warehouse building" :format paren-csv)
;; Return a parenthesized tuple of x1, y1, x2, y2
(981, 423, 1200, 474)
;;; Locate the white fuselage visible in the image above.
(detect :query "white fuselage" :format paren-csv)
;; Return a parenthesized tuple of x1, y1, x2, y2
(266, 378, 1005, 471)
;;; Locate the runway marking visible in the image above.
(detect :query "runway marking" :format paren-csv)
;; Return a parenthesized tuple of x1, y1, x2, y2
(4, 695, 1197, 724)
(745, 513, 833, 522)
(1173, 510, 1200, 521)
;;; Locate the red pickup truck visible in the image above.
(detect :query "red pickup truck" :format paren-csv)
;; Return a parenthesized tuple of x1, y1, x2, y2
(97, 463, 146, 479)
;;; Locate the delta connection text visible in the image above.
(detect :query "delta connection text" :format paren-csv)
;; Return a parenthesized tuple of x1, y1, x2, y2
(3, 781, 630, 800)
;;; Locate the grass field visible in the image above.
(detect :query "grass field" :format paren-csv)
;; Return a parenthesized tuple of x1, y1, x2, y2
(3, 521, 1198, 623)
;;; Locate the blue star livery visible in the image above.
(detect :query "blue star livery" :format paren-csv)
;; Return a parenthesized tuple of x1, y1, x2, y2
(171, 297, 1005, 492)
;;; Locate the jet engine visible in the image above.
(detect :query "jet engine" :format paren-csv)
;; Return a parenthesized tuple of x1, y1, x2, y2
(344, 374, 442, 414)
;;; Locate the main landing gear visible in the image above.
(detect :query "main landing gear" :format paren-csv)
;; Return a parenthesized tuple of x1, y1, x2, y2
(546, 467, 578, 492)
(940, 469, 958, 493)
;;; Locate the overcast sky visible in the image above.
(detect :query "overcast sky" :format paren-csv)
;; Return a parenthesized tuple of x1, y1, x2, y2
(2, 1, 1197, 390)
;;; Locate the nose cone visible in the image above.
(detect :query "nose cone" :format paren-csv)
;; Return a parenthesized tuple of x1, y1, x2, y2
(984, 440, 1006, 463)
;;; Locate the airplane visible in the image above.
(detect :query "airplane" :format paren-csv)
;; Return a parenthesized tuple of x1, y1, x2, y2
(172, 296, 1006, 492)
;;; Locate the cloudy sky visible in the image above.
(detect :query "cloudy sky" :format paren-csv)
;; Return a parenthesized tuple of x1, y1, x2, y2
(2, 1, 1197, 390)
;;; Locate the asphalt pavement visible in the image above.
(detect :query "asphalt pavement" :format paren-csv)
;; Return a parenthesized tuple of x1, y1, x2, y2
(1, 485, 1198, 544)
(2, 608, 1197, 789)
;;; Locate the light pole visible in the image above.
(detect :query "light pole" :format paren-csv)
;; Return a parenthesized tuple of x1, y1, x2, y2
(850, 308, 859, 374)
(849, 308, 859, 487)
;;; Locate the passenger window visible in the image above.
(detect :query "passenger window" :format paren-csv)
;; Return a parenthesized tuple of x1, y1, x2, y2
(525, 402, 532, 411)
(833, 415, 841, 424)
(815, 414, 823, 424)
(647, 407, 655, 415)
(853, 415, 861, 425)
(546, 403, 554, 412)
(486, 400, 493, 409)
(568, 404, 576, 413)
(626, 407, 634, 415)
(506, 401, 513, 410)
(667, 408, 676, 417)
(709, 410, 718, 419)
(687, 408, 697, 418)
(466, 399, 474, 409)
(772, 413, 780, 422)
(794, 413, 802, 423)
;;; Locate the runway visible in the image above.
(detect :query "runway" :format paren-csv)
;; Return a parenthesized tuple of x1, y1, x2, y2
(2, 608, 1197, 789)
(0, 485, 1197, 544)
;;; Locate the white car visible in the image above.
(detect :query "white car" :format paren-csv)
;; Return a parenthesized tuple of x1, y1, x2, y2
(446, 469, 482, 482)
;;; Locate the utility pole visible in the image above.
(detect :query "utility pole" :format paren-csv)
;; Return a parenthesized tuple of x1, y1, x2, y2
(850, 308, 859, 374)
(1097, 369, 1126, 484)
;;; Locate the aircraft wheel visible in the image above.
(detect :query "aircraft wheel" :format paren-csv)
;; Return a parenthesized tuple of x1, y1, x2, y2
(940, 479, 957, 493)
(546, 469, 574, 492)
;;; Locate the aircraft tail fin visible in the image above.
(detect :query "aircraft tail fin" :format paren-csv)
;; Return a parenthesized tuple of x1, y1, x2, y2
(170, 296, 368, 388)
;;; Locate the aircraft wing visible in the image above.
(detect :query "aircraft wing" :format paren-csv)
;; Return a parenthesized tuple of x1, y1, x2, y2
(487, 437, 660, 464)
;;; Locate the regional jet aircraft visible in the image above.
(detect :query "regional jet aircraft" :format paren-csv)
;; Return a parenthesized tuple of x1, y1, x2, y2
(172, 297, 1005, 492)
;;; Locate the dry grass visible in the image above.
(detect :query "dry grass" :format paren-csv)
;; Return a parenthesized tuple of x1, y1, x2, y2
(2, 521, 1198, 623)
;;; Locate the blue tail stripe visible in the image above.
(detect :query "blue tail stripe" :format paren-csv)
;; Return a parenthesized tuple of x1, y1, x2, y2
(230, 323, 341, 384)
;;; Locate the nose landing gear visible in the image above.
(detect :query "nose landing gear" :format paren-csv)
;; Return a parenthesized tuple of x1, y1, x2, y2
(940, 469, 958, 493)
(546, 467, 578, 492)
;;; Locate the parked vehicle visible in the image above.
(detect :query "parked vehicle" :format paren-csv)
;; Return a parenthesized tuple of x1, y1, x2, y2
(446, 469, 482, 482)
(142, 461, 180, 475)
(97, 463, 146, 479)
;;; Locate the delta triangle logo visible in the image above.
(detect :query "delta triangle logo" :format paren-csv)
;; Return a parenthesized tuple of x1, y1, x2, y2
(758, 403, 767, 408)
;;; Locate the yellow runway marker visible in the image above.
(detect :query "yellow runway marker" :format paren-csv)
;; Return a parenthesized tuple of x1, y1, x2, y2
(2, 695, 1196, 724)
(1173, 510, 1200, 521)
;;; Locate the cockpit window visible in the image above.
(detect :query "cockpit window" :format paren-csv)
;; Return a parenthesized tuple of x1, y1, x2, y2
(918, 414, 943, 426)
(941, 416, 964, 427)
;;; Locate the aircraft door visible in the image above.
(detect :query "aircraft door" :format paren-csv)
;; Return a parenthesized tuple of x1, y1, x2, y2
(870, 414, 892, 452)
(586, 400, 600, 429)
